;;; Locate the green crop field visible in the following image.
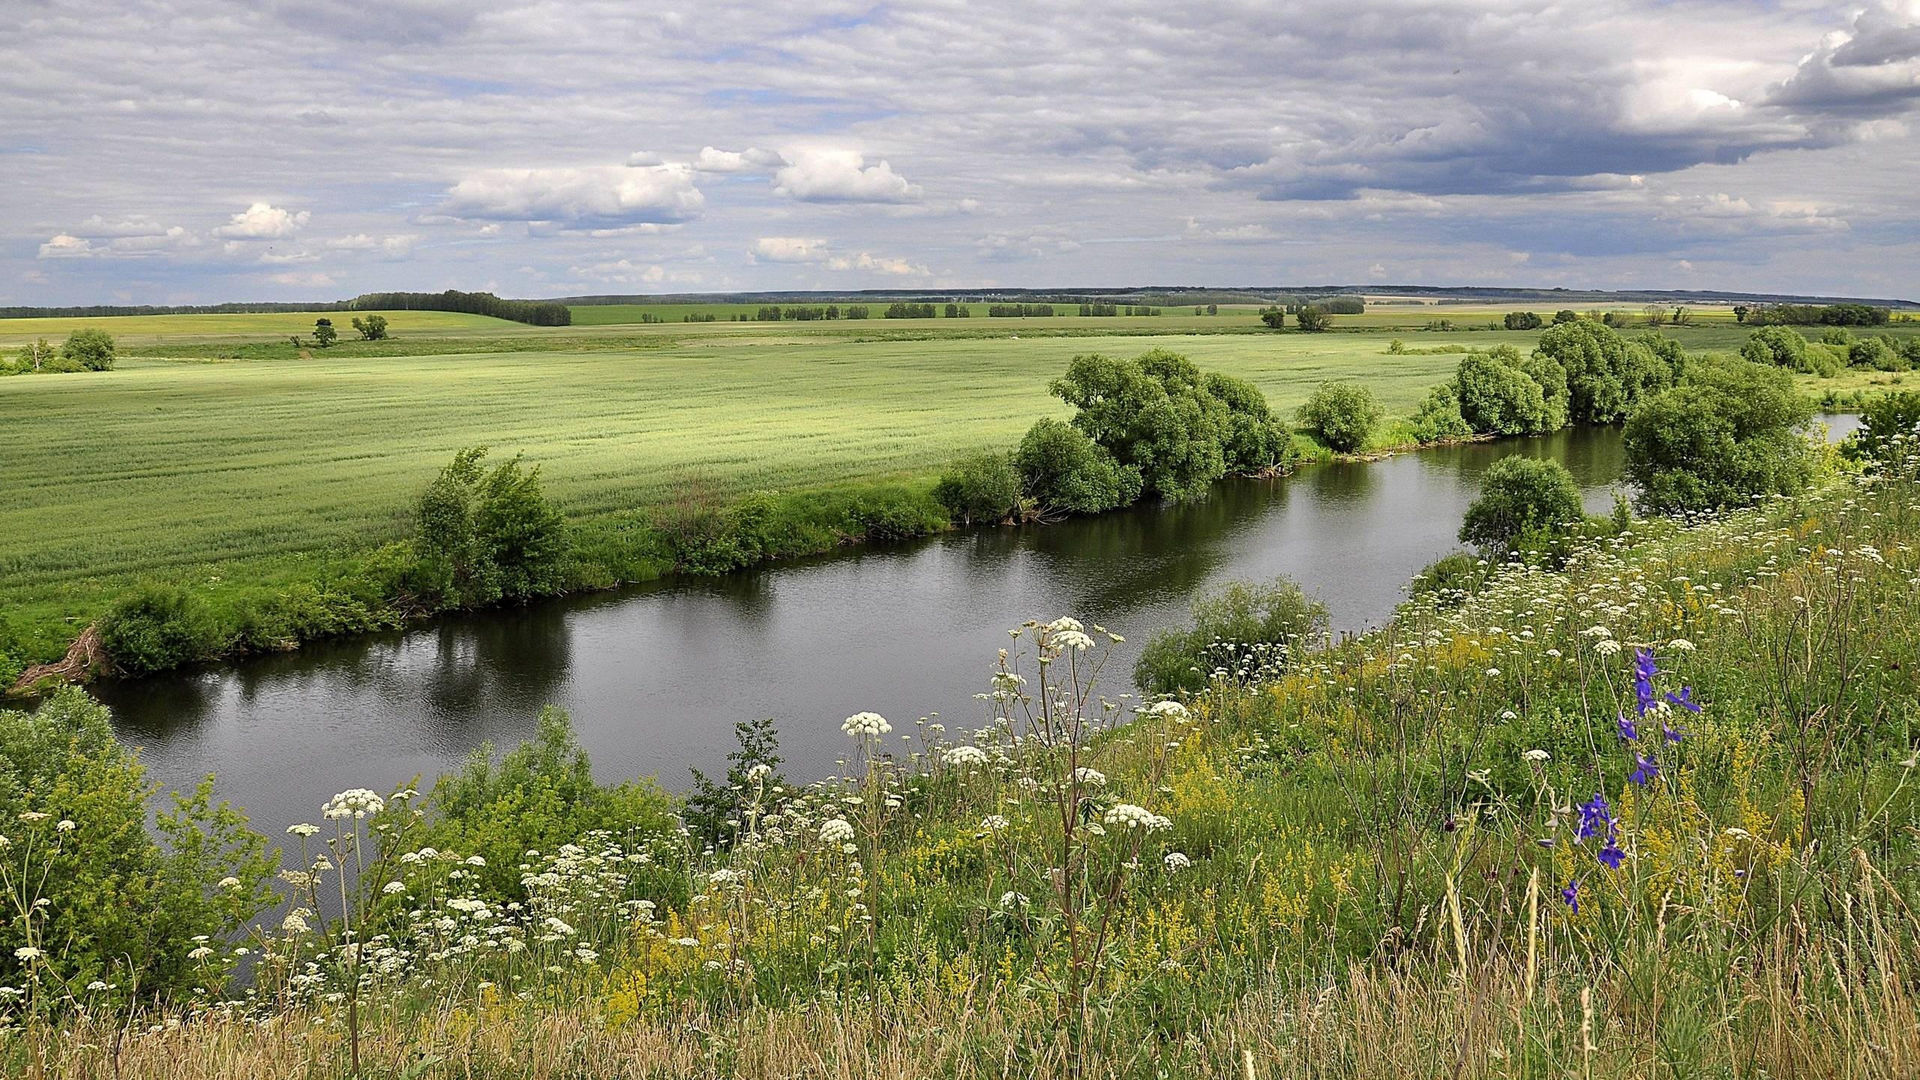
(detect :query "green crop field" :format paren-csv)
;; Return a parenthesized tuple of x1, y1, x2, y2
(1, 309, 1912, 665)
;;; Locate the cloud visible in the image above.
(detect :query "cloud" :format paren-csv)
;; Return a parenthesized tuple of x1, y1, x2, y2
(772, 150, 920, 203)
(441, 164, 704, 227)
(692, 146, 786, 173)
(326, 233, 420, 257)
(568, 258, 666, 284)
(750, 236, 830, 263)
(825, 251, 927, 276)
(213, 202, 311, 239)
(1770, 2, 1920, 115)
(38, 224, 199, 259)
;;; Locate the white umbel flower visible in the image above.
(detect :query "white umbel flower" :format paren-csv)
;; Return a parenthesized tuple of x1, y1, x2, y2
(842, 712, 892, 737)
(1103, 804, 1172, 831)
(944, 745, 989, 767)
(820, 819, 856, 845)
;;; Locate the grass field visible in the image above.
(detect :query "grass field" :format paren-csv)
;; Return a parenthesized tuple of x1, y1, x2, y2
(3, 308, 1915, 668)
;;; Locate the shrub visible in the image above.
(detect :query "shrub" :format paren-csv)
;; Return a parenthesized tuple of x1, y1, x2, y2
(1204, 372, 1296, 474)
(1015, 418, 1138, 514)
(683, 716, 786, 848)
(406, 708, 677, 903)
(0, 690, 276, 1004)
(1503, 311, 1543, 330)
(1840, 390, 1920, 469)
(1624, 355, 1817, 515)
(1134, 577, 1328, 694)
(844, 487, 948, 542)
(1848, 336, 1903, 371)
(1552, 309, 1581, 324)
(1536, 320, 1646, 425)
(1455, 345, 1565, 436)
(1410, 381, 1473, 443)
(1459, 457, 1585, 554)
(1049, 350, 1225, 500)
(1296, 381, 1382, 453)
(412, 448, 570, 607)
(933, 452, 1021, 525)
(99, 585, 217, 674)
(1293, 306, 1332, 331)
(1740, 325, 1811, 371)
(59, 328, 115, 371)
(1405, 551, 1488, 609)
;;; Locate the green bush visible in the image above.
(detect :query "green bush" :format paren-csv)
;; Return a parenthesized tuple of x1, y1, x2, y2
(1840, 390, 1920, 470)
(1410, 381, 1473, 443)
(1459, 457, 1585, 554)
(1134, 577, 1328, 695)
(59, 328, 115, 371)
(1204, 372, 1296, 475)
(402, 708, 678, 902)
(1406, 551, 1488, 609)
(933, 452, 1021, 525)
(844, 487, 948, 542)
(1296, 381, 1382, 453)
(1015, 418, 1139, 514)
(99, 585, 218, 675)
(1535, 320, 1659, 425)
(412, 448, 570, 607)
(0, 689, 276, 1005)
(1624, 355, 1817, 515)
(1455, 345, 1566, 436)
(1848, 336, 1904, 372)
(1503, 311, 1542, 330)
(1740, 325, 1811, 371)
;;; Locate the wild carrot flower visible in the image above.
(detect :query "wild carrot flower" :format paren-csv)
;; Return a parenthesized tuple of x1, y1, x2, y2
(1163, 852, 1192, 871)
(1103, 804, 1172, 831)
(842, 712, 891, 738)
(820, 819, 855, 845)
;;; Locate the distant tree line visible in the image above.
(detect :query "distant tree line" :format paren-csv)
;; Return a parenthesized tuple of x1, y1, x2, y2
(1738, 303, 1891, 327)
(345, 291, 571, 326)
(754, 305, 847, 321)
(884, 303, 938, 319)
(988, 304, 1056, 317)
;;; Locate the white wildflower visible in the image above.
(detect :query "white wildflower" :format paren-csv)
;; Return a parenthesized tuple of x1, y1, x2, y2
(842, 712, 891, 738)
(820, 818, 856, 845)
(944, 745, 988, 767)
(1103, 804, 1172, 831)
(1163, 852, 1192, 871)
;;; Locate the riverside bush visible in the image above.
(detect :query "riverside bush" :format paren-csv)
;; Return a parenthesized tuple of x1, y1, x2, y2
(1624, 355, 1817, 515)
(1459, 457, 1585, 555)
(932, 452, 1021, 525)
(1295, 381, 1382, 453)
(1133, 576, 1328, 694)
(1016, 417, 1139, 514)
(411, 447, 569, 608)
(98, 584, 217, 675)
(1455, 345, 1566, 435)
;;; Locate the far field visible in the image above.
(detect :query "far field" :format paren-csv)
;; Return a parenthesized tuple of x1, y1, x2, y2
(0, 303, 1911, 658)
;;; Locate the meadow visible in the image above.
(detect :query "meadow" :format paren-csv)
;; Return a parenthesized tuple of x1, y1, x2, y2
(10, 445, 1920, 1079)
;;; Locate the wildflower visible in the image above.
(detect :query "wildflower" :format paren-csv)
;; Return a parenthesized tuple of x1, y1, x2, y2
(1597, 838, 1626, 870)
(322, 788, 385, 820)
(217, 876, 242, 889)
(1632, 647, 1659, 716)
(55, 819, 75, 833)
(1629, 753, 1660, 787)
(841, 712, 891, 738)
(998, 891, 1028, 910)
(979, 814, 1010, 832)
(1071, 767, 1107, 787)
(281, 911, 311, 934)
(1145, 700, 1189, 720)
(820, 819, 856, 845)
(1616, 712, 1638, 741)
(1561, 880, 1579, 913)
(1668, 638, 1695, 652)
(1574, 793, 1611, 844)
(1662, 720, 1686, 744)
(287, 823, 320, 838)
(1664, 687, 1701, 714)
(1521, 749, 1550, 763)
(1103, 804, 1172, 831)
(1048, 616, 1084, 633)
(85, 981, 108, 992)
(188, 946, 214, 961)
(17, 811, 48, 823)
(464, 855, 487, 867)
(944, 745, 988, 767)
(1163, 852, 1192, 871)
(14, 947, 42, 962)
(1052, 629, 1096, 651)
(382, 881, 406, 895)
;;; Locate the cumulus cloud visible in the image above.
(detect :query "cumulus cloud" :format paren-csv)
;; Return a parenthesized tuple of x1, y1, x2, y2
(569, 258, 667, 284)
(38, 224, 199, 259)
(693, 146, 786, 173)
(441, 164, 705, 227)
(326, 233, 420, 257)
(1771, 2, 1920, 115)
(750, 236, 831, 263)
(750, 236, 925, 275)
(213, 202, 311, 239)
(772, 150, 920, 203)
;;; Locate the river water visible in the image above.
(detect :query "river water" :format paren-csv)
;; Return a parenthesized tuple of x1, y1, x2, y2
(91, 419, 1856, 836)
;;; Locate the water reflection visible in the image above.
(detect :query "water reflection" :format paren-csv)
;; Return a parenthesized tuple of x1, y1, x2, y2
(91, 419, 1855, 837)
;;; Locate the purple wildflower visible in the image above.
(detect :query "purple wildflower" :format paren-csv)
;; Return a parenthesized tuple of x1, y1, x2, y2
(1616, 711, 1638, 741)
(1561, 879, 1580, 912)
(1597, 839, 1626, 870)
(1664, 687, 1701, 714)
(1662, 720, 1686, 744)
(1629, 753, 1661, 787)
(1575, 793, 1611, 843)
(1633, 648, 1659, 716)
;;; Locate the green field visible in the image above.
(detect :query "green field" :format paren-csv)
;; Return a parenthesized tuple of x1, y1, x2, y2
(2, 306, 1914, 668)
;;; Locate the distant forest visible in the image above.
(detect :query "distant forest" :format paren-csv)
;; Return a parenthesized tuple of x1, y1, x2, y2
(0, 290, 571, 326)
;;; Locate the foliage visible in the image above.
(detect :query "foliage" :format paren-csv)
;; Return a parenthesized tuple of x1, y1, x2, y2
(348, 290, 571, 326)
(1740, 325, 1815, 372)
(1848, 335, 1904, 371)
(1552, 309, 1581, 324)
(410, 447, 570, 608)
(1454, 345, 1564, 436)
(1405, 549, 1488, 609)
(1134, 576, 1328, 694)
(1533, 319, 1673, 425)
(683, 716, 787, 849)
(1745, 302, 1891, 327)
(98, 585, 218, 675)
(350, 314, 389, 341)
(1408, 381, 1474, 443)
(408, 708, 676, 901)
(58, 329, 115, 371)
(1502, 311, 1542, 330)
(1295, 381, 1382, 453)
(1623, 354, 1817, 515)
(1459, 457, 1584, 554)
(0, 689, 276, 1006)
(312, 318, 338, 347)
(1293, 305, 1332, 331)
(1015, 418, 1139, 515)
(932, 452, 1021, 525)
(1839, 390, 1920, 469)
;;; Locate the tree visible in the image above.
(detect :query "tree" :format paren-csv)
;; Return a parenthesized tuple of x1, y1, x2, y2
(1410, 381, 1473, 443)
(1297, 381, 1382, 453)
(1460, 456, 1584, 553)
(60, 328, 115, 370)
(1535, 319, 1653, 425)
(1294, 305, 1333, 331)
(1733, 305, 1750, 323)
(1740, 325, 1813, 372)
(1840, 390, 1920, 470)
(1623, 355, 1817, 515)
(1552, 310, 1581, 325)
(1014, 418, 1138, 514)
(1455, 345, 1565, 436)
(312, 318, 338, 347)
(411, 447, 570, 608)
(1503, 311, 1543, 330)
(1259, 307, 1286, 329)
(350, 314, 389, 340)
(18, 338, 57, 371)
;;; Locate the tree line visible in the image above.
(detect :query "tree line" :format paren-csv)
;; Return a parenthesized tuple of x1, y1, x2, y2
(345, 291, 571, 326)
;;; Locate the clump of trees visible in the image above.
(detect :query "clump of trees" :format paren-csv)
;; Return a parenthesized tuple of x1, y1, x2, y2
(348, 290, 570, 326)
(1297, 382, 1382, 453)
(1503, 311, 1544, 330)
(4, 330, 116, 375)
(1841, 391, 1920, 471)
(883, 303, 938, 319)
(408, 447, 570, 609)
(988, 304, 1055, 317)
(1460, 457, 1584, 554)
(932, 452, 1021, 524)
(1744, 303, 1890, 327)
(351, 314, 389, 340)
(1623, 355, 1816, 515)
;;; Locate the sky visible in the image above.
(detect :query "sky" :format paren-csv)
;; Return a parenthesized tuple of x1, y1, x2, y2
(3, 0, 1919, 305)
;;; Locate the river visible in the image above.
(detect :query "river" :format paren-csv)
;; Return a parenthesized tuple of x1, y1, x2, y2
(91, 418, 1858, 836)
